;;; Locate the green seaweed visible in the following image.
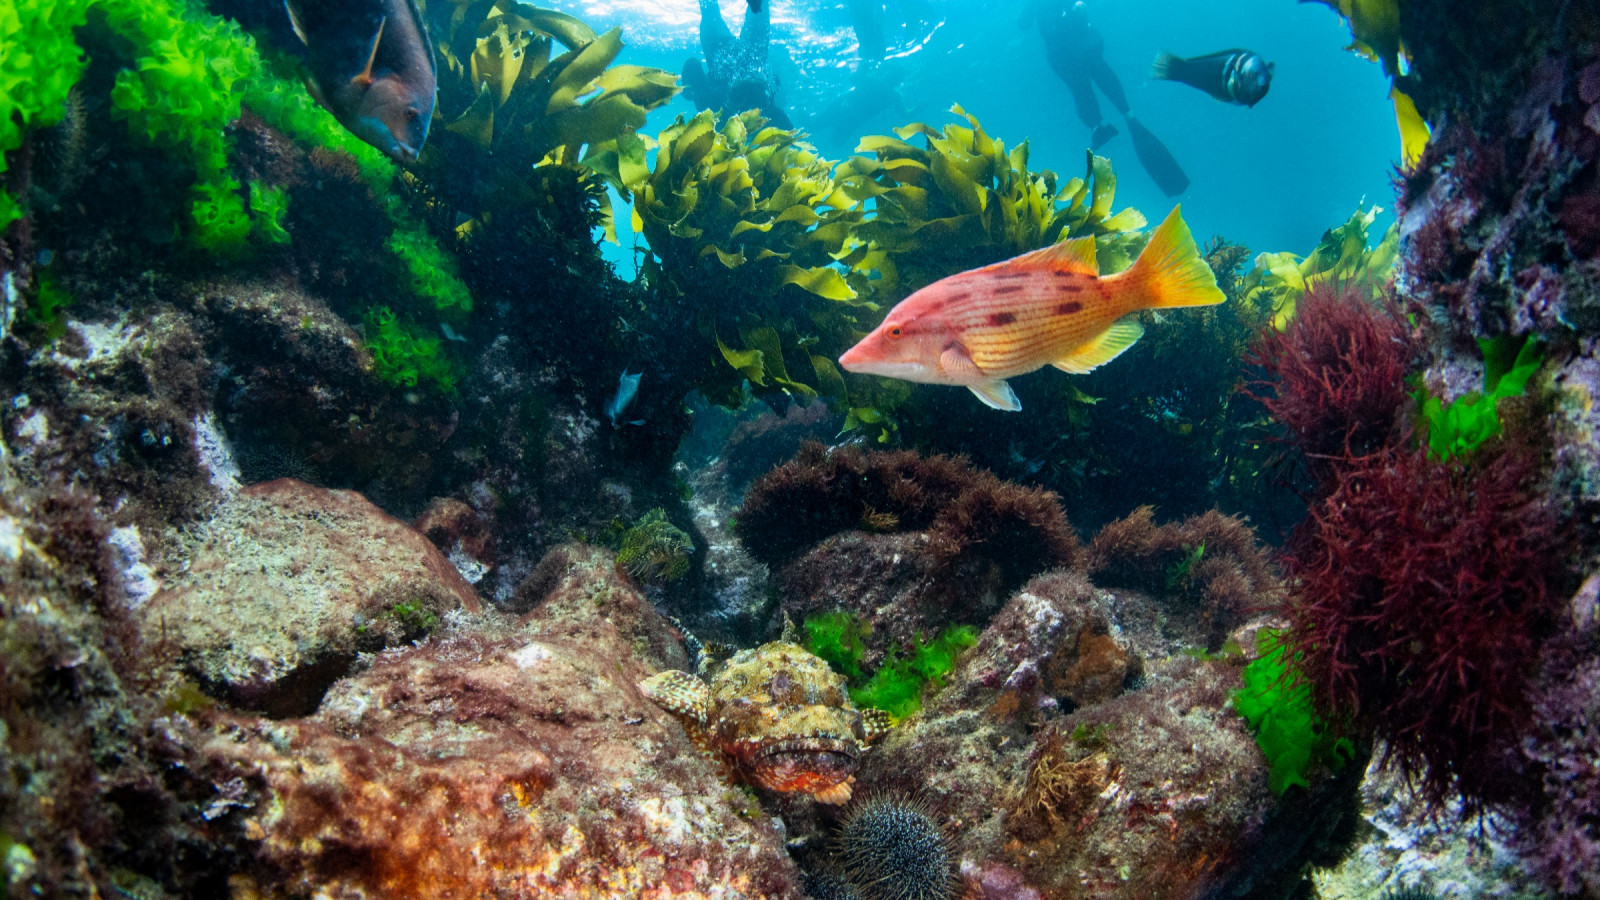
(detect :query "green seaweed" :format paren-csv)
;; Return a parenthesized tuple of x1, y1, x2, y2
(387, 598, 440, 634)
(802, 611, 977, 718)
(1233, 630, 1354, 795)
(385, 225, 473, 316)
(614, 508, 694, 584)
(99, 0, 262, 254)
(803, 611, 870, 682)
(850, 625, 978, 719)
(248, 182, 291, 244)
(20, 273, 74, 343)
(1416, 335, 1543, 460)
(0, 0, 93, 228)
(362, 306, 460, 393)
(1164, 541, 1205, 592)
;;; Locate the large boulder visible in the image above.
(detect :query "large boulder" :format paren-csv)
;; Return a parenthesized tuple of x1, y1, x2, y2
(191, 543, 805, 898)
(138, 478, 480, 716)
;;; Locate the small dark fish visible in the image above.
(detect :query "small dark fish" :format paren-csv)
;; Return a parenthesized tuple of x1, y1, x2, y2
(285, 0, 436, 161)
(1151, 49, 1274, 107)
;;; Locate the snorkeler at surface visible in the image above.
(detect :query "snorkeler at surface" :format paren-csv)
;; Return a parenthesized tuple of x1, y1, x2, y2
(1020, 0, 1190, 197)
(683, 0, 793, 128)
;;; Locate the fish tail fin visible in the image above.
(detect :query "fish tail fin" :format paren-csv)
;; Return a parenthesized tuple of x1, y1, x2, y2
(1151, 51, 1179, 81)
(1126, 207, 1225, 309)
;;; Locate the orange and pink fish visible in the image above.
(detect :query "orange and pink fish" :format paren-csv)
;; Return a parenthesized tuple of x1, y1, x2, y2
(839, 206, 1225, 411)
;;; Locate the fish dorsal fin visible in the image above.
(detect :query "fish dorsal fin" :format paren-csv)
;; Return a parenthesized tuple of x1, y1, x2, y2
(1053, 319, 1145, 374)
(1006, 235, 1098, 276)
(968, 380, 1021, 411)
(283, 0, 308, 44)
(354, 16, 388, 87)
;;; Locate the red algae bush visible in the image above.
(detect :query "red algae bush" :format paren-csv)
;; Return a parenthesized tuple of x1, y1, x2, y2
(1284, 442, 1562, 806)
(1252, 283, 1572, 809)
(737, 442, 1083, 596)
(1246, 283, 1415, 486)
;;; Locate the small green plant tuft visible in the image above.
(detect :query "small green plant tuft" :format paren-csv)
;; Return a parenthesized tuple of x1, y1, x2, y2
(1416, 334, 1542, 460)
(249, 182, 291, 244)
(20, 273, 74, 342)
(1069, 721, 1113, 748)
(161, 679, 215, 716)
(388, 598, 439, 633)
(1233, 630, 1354, 794)
(803, 610, 871, 682)
(1164, 541, 1205, 592)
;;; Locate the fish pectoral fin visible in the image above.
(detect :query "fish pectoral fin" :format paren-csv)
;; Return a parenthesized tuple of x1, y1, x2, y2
(639, 670, 712, 727)
(968, 380, 1021, 412)
(353, 16, 388, 88)
(861, 708, 893, 744)
(1002, 234, 1098, 276)
(283, 0, 308, 44)
(939, 343, 983, 380)
(1053, 319, 1145, 374)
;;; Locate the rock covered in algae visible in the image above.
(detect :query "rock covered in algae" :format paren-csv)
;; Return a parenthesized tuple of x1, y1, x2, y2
(833, 569, 1360, 899)
(190, 540, 805, 898)
(137, 478, 480, 716)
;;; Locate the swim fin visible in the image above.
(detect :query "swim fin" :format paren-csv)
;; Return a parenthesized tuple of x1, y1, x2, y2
(1125, 116, 1189, 197)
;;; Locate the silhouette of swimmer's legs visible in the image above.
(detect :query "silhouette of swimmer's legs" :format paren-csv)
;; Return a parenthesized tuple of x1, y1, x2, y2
(1090, 57, 1130, 117)
(699, 0, 737, 80)
(731, 0, 772, 77)
(1061, 71, 1102, 132)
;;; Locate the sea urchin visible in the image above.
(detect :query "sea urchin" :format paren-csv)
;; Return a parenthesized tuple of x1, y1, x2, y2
(835, 793, 955, 900)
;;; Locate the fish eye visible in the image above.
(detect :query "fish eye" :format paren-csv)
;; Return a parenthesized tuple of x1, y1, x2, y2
(888, 325, 903, 338)
(405, 108, 420, 121)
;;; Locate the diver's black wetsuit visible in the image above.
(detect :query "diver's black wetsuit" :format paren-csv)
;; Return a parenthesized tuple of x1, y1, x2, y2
(683, 0, 792, 128)
(1021, 0, 1127, 146)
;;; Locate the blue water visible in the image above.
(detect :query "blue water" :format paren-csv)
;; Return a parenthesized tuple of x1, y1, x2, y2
(546, 0, 1399, 269)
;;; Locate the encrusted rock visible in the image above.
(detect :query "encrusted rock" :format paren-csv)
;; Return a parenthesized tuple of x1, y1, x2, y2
(193, 548, 805, 898)
(138, 478, 480, 716)
(412, 495, 495, 583)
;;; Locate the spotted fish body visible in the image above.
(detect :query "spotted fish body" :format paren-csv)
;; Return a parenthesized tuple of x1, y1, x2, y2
(838, 206, 1225, 411)
(639, 641, 891, 804)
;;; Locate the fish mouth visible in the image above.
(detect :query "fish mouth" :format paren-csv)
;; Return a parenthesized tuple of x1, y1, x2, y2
(389, 142, 419, 163)
(745, 737, 860, 793)
(837, 356, 930, 381)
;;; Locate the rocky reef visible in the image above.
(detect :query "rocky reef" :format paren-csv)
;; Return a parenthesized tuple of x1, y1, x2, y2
(4, 0, 1600, 896)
